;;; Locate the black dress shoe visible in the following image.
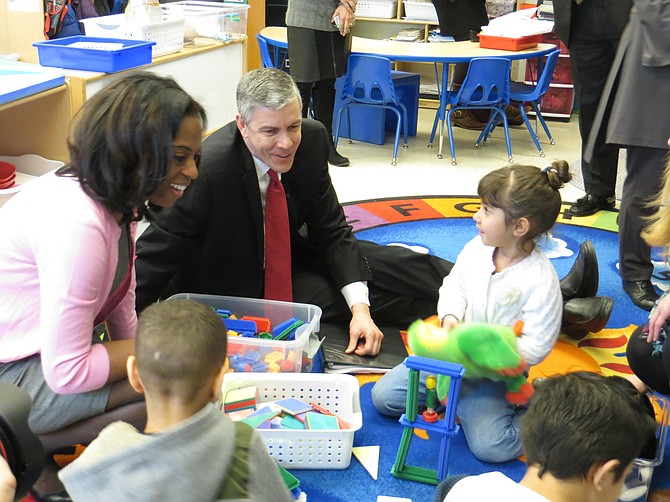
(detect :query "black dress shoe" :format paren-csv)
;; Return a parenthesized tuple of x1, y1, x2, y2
(623, 280, 659, 311)
(328, 149, 350, 167)
(30, 489, 73, 502)
(560, 240, 599, 301)
(569, 193, 616, 217)
(561, 296, 614, 340)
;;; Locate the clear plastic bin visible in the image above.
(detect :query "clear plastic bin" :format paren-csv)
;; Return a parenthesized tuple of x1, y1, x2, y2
(161, 1, 250, 40)
(166, 293, 321, 373)
(618, 393, 670, 502)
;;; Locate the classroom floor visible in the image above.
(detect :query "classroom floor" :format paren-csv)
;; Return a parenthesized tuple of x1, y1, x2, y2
(328, 106, 591, 206)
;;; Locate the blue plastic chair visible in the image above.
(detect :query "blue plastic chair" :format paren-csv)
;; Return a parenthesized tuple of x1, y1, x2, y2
(334, 54, 409, 165)
(429, 57, 512, 166)
(508, 48, 561, 156)
(255, 33, 289, 72)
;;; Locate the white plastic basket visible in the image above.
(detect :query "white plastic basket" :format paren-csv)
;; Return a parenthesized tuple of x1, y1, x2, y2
(221, 373, 363, 469)
(80, 14, 185, 57)
(356, 0, 398, 19)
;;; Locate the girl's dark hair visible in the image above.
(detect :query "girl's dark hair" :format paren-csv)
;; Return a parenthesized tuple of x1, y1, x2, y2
(477, 161, 572, 249)
(58, 72, 207, 224)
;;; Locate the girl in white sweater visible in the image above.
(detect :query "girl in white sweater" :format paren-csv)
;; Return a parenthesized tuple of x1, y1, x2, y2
(373, 161, 571, 463)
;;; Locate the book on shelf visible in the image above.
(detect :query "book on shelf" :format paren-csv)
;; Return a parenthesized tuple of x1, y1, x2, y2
(392, 28, 423, 42)
(428, 30, 455, 43)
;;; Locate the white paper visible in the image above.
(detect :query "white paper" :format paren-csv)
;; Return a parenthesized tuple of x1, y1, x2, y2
(480, 8, 554, 38)
(66, 42, 126, 51)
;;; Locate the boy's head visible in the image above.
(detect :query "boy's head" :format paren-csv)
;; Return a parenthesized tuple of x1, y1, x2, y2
(129, 300, 228, 405)
(521, 372, 657, 501)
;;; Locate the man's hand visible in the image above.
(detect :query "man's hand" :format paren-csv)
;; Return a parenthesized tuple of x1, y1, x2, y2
(647, 294, 668, 342)
(0, 456, 16, 502)
(345, 303, 384, 356)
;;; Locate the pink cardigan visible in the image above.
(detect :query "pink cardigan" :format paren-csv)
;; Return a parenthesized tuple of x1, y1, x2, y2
(0, 174, 137, 394)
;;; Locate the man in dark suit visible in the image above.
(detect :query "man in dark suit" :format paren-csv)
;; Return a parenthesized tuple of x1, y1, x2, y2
(135, 68, 454, 356)
(552, 0, 632, 216)
(135, 68, 609, 357)
(586, 0, 670, 310)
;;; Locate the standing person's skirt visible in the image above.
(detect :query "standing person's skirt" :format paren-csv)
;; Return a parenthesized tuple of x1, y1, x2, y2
(287, 27, 351, 83)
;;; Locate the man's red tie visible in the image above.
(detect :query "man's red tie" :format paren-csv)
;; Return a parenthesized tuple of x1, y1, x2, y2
(264, 170, 292, 301)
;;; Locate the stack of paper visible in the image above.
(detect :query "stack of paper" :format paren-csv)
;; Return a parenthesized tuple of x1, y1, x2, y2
(393, 28, 423, 42)
(428, 30, 455, 43)
(480, 8, 554, 37)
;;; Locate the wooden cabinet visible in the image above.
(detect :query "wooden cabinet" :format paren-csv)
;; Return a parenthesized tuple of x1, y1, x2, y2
(0, 84, 72, 163)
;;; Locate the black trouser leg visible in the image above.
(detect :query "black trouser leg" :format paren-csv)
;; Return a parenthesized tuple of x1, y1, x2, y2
(296, 81, 313, 119)
(627, 325, 670, 394)
(619, 146, 665, 281)
(569, 1, 623, 197)
(311, 78, 337, 137)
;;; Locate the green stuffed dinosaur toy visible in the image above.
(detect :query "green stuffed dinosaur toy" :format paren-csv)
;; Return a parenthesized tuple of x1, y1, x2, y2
(407, 317, 534, 406)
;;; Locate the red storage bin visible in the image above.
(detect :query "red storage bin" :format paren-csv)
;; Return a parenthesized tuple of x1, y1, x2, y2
(526, 54, 573, 85)
(478, 34, 540, 51)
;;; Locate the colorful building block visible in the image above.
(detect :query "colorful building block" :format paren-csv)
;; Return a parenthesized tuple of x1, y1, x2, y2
(223, 385, 258, 413)
(241, 315, 272, 333)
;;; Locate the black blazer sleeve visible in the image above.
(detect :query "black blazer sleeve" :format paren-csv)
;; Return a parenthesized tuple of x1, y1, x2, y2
(552, 0, 572, 45)
(284, 120, 372, 288)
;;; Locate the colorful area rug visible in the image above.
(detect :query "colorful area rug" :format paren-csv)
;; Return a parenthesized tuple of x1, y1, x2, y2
(291, 196, 670, 501)
(344, 195, 668, 378)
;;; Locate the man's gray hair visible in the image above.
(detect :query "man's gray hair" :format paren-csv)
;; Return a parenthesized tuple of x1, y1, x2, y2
(236, 68, 302, 124)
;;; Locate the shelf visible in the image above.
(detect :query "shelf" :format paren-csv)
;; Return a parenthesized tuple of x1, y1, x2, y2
(0, 84, 67, 113)
(0, 83, 71, 162)
(357, 16, 437, 25)
(524, 82, 573, 89)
